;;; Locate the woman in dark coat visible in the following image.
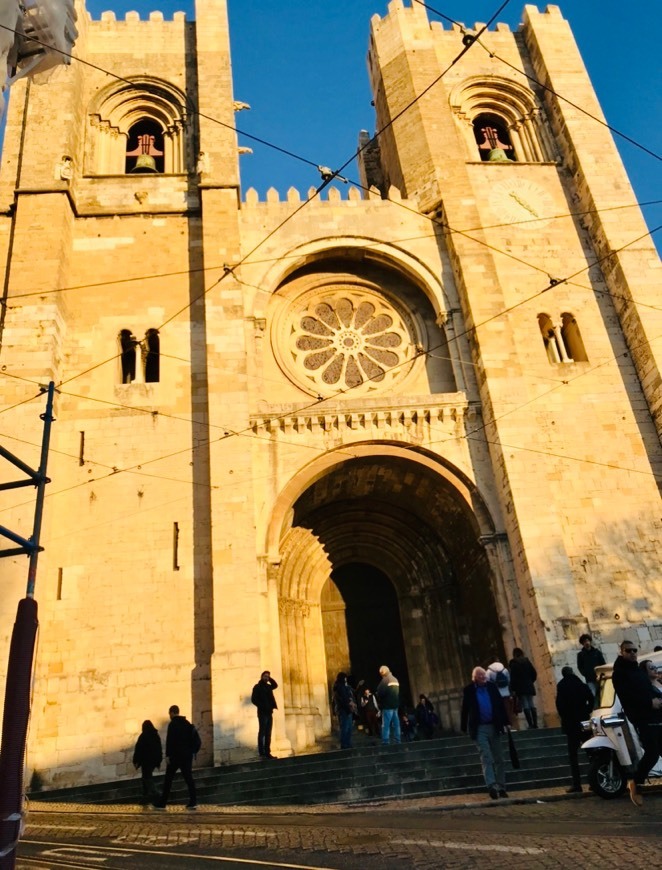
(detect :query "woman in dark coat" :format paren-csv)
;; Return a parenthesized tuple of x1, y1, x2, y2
(509, 648, 538, 728)
(133, 720, 163, 801)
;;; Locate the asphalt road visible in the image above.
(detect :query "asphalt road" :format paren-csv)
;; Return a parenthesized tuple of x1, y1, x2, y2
(15, 789, 662, 869)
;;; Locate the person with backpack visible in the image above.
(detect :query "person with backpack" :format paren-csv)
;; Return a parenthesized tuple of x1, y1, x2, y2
(153, 705, 200, 810)
(487, 659, 515, 727)
(132, 720, 162, 803)
(509, 648, 538, 728)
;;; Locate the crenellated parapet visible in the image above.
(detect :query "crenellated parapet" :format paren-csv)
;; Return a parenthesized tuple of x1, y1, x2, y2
(242, 184, 404, 206)
(93, 10, 188, 23)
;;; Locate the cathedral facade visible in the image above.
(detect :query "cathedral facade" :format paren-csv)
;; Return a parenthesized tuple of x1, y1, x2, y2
(0, 0, 660, 789)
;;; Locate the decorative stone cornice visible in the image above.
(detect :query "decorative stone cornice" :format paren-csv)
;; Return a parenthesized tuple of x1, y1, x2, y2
(250, 394, 471, 436)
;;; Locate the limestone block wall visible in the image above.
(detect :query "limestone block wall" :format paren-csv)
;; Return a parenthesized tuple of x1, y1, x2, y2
(366, 0, 662, 716)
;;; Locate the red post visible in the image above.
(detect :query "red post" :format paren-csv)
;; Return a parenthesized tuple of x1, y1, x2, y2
(0, 598, 39, 869)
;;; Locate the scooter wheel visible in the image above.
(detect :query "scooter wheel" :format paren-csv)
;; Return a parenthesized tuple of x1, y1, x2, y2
(588, 753, 627, 798)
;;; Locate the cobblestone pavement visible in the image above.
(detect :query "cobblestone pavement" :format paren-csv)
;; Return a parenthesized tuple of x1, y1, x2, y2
(17, 785, 662, 869)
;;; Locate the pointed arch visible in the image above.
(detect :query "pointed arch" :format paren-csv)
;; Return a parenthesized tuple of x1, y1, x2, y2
(450, 75, 555, 163)
(87, 77, 189, 175)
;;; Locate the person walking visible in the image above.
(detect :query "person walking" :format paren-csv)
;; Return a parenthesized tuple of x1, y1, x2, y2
(251, 670, 279, 759)
(509, 647, 538, 728)
(332, 672, 356, 749)
(612, 641, 662, 806)
(132, 720, 162, 803)
(487, 659, 514, 727)
(461, 666, 509, 799)
(375, 665, 401, 745)
(555, 666, 593, 793)
(153, 705, 199, 810)
(576, 634, 606, 698)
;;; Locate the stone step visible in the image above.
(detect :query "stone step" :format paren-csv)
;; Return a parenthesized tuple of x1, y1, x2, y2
(31, 728, 580, 807)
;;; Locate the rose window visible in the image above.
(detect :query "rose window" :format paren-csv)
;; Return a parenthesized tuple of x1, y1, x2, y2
(282, 289, 418, 397)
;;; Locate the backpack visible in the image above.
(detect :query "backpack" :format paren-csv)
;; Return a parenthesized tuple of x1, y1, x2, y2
(490, 666, 509, 690)
(191, 725, 202, 755)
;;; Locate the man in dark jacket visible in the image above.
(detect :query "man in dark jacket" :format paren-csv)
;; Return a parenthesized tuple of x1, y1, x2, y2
(577, 634, 606, 698)
(375, 665, 401, 745)
(153, 705, 198, 809)
(555, 666, 593, 792)
(461, 666, 510, 799)
(612, 640, 662, 806)
(251, 670, 279, 759)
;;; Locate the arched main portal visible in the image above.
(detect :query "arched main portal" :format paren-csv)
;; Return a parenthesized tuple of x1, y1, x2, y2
(273, 450, 509, 752)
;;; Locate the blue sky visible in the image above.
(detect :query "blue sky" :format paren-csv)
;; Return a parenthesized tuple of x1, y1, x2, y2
(82, 1, 660, 247)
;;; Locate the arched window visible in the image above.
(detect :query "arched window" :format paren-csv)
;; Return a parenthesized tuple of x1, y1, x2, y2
(125, 119, 165, 174)
(473, 112, 515, 161)
(450, 76, 555, 163)
(88, 77, 188, 175)
(560, 313, 588, 363)
(119, 329, 137, 383)
(538, 313, 588, 364)
(537, 313, 561, 364)
(143, 328, 160, 382)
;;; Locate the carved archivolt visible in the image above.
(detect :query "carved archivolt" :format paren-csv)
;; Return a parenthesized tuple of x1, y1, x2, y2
(449, 75, 556, 163)
(272, 282, 422, 398)
(87, 77, 188, 175)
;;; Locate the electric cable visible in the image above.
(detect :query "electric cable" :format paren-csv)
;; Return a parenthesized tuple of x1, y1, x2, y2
(6, 199, 660, 304)
(412, 0, 662, 162)
(1, 221, 658, 522)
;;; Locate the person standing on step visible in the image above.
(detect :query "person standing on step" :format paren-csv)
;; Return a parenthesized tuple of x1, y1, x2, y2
(359, 687, 380, 737)
(251, 670, 279, 759)
(576, 634, 606, 699)
(332, 672, 356, 750)
(612, 641, 662, 807)
(375, 665, 401, 745)
(509, 647, 538, 728)
(461, 666, 509, 799)
(555, 665, 594, 793)
(153, 705, 199, 810)
(133, 719, 162, 803)
(487, 659, 515, 727)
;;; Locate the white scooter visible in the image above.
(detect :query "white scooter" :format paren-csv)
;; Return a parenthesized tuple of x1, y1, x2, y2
(581, 655, 662, 799)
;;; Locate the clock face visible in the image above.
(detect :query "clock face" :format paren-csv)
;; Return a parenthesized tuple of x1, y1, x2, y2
(489, 179, 554, 229)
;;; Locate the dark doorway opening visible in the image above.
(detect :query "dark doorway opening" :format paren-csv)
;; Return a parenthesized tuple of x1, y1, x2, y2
(332, 562, 411, 705)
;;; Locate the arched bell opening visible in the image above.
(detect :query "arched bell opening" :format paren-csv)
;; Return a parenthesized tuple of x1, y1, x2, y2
(273, 452, 508, 752)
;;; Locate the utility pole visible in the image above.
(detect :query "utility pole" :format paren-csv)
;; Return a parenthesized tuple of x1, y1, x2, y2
(0, 382, 55, 870)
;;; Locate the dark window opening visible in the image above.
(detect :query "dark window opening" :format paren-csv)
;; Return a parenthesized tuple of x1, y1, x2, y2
(125, 119, 165, 173)
(144, 328, 160, 382)
(538, 312, 588, 364)
(119, 329, 137, 383)
(473, 113, 516, 161)
(561, 312, 588, 362)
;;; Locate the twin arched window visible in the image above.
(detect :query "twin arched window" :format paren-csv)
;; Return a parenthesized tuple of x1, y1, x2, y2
(119, 329, 160, 384)
(451, 76, 555, 163)
(538, 313, 587, 364)
(88, 78, 188, 175)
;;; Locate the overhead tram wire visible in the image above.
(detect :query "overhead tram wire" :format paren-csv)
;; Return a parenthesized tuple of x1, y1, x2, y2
(4, 219, 656, 516)
(412, 0, 662, 162)
(1, 3, 658, 488)
(7, 199, 661, 305)
(0, 1, 506, 394)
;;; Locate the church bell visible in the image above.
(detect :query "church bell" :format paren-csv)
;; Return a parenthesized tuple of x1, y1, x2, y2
(130, 153, 159, 173)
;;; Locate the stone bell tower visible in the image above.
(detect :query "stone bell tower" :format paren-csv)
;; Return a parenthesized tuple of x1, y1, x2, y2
(366, 1, 662, 696)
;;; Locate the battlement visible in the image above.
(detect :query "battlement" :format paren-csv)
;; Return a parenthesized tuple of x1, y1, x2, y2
(242, 184, 406, 206)
(91, 9, 187, 23)
(371, 0, 565, 36)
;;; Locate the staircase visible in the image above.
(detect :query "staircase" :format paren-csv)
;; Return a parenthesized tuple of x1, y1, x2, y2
(31, 728, 581, 807)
